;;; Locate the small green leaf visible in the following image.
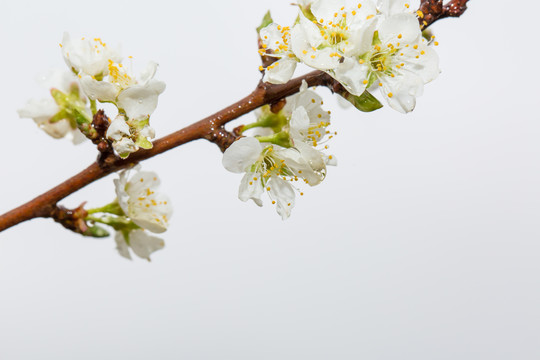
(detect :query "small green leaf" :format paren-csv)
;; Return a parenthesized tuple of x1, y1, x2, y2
(256, 11, 273, 33)
(341, 90, 383, 113)
(84, 225, 110, 238)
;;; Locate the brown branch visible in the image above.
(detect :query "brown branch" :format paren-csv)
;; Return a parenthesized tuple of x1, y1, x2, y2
(0, 70, 335, 233)
(418, 0, 469, 30)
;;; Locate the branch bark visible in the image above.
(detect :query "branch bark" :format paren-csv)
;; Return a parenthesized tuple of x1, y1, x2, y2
(419, 0, 470, 30)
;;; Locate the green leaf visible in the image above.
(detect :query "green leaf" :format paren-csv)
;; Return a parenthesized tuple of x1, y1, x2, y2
(256, 11, 273, 33)
(341, 90, 383, 113)
(84, 225, 110, 238)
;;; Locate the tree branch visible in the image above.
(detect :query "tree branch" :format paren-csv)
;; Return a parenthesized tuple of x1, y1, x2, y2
(0, 70, 335, 233)
(0, 1, 471, 234)
(419, 0, 470, 30)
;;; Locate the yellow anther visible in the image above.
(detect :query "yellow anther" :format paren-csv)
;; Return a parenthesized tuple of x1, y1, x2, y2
(388, 93, 393, 98)
(398, 34, 402, 39)
(417, 10, 424, 18)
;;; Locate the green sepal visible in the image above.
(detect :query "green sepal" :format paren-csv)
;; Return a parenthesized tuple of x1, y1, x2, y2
(242, 105, 287, 134)
(298, 3, 316, 22)
(135, 135, 153, 150)
(256, 11, 273, 33)
(422, 29, 434, 41)
(83, 225, 110, 238)
(256, 130, 291, 148)
(87, 200, 125, 216)
(86, 214, 140, 233)
(340, 90, 383, 113)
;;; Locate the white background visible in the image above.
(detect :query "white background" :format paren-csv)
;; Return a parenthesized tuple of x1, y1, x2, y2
(1, 0, 539, 359)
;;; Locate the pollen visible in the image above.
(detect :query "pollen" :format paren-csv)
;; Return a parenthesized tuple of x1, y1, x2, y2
(388, 92, 394, 98)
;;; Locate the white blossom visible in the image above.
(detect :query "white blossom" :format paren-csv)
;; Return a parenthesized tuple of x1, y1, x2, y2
(223, 137, 322, 220)
(291, 0, 378, 71)
(114, 230, 165, 261)
(332, 12, 440, 113)
(80, 60, 165, 121)
(114, 167, 173, 233)
(259, 23, 298, 84)
(61, 33, 122, 77)
(17, 69, 88, 144)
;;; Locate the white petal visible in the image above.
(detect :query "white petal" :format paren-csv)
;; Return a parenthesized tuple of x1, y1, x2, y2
(71, 129, 88, 145)
(113, 138, 138, 156)
(37, 69, 78, 93)
(289, 106, 311, 139)
(106, 115, 130, 141)
(260, 23, 287, 52)
(140, 125, 156, 139)
(263, 59, 297, 84)
(311, 0, 346, 23)
(222, 137, 263, 173)
(129, 230, 165, 261)
(139, 61, 158, 85)
(299, 12, 325, 49)
(379, 13, 421, 44)
(80, 75, 118, 102)
(377, 0, 410, 16)
(114, 232, 132, 260)
(117, 80, 166, 120)
(379, 72, 424, 113)
(400, 44, 440, 84)
(268, 177, 295, 220)
(126, 170, 161, 197)
(18, 98, 58, 123)
(332, 57, 370, 96)
(291, 24, 340, 70)
(238, 172, 264, 207)
(41, 119, 73, 139)
(344, 19, 377, 57)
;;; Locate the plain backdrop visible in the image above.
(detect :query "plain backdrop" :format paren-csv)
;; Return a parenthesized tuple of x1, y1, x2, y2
(1, 1, 539, 359)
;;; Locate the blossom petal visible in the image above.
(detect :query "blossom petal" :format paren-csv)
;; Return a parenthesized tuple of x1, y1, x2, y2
(292, 24, 340, 70)
(344, 19, 377, 57)
(263, 58, 297, 84)
(268, 177, 295, 220)
(379, 71, 424, 113)
(238, 172, 264, 207)
(80, 75, 118, 102)
(311, 0, 346, 23)
(129, 230, 165, 261)
(114, 232, 132, 260)
(332, 57, 370, 96)
(379, 13, 421, 44)
(289, 106, 311, 139)
(139, 61, 158, 85)
(222, 137, 263, 173)
(117, 79, 166, 121)
(106, 115, 130, 141)
(377, 0, 410, 17)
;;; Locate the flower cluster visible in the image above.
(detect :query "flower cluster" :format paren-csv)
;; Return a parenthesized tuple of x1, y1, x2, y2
(223, 81, 336, 219)
(87, 166, 173, 261)
(258, 0, 440, 113)
(18, 33, 166, 158)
